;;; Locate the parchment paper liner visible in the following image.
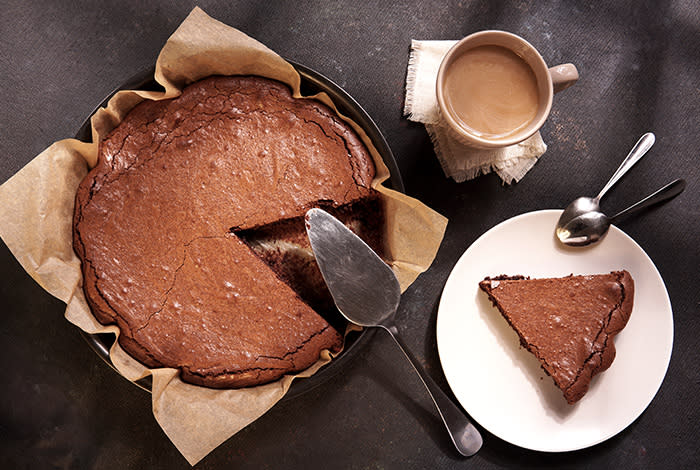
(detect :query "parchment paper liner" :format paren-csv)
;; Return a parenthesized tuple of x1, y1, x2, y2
(0, 7, 447, 465)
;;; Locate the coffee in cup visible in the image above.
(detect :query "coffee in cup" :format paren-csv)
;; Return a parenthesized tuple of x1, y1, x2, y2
(436, 30, 578, 149)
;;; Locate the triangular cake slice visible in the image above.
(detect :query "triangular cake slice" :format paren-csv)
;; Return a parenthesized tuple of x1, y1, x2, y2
(479, 271, 634, 404)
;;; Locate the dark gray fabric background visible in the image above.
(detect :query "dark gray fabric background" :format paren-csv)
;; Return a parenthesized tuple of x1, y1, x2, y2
(1, 1, 698, 468)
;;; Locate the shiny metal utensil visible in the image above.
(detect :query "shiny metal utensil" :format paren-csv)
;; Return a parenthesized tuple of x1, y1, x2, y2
(556, 178, 686, 246)
(305, 208, 482, 457)
(556, 132, 656, 235)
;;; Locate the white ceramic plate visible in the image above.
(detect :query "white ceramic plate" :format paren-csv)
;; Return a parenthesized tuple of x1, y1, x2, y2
(437, 210, 673, 452)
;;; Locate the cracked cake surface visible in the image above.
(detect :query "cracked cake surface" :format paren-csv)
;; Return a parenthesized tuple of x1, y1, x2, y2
(478, 271, 634, 404)
(73, 75, 379, 388)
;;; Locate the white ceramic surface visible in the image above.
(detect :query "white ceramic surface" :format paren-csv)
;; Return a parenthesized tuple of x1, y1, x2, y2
(436, 210, 673, 452)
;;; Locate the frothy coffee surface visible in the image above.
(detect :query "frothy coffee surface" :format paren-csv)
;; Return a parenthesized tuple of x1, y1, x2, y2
(444, 45, 539, 139)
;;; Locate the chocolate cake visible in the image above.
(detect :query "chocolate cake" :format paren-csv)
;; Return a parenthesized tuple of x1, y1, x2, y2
(479, 271, 634, 404)
(73, 75, 381, 388)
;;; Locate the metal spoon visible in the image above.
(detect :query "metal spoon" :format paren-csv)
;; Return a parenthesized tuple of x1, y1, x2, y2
(556, 178, 686, 246)
(305, 208, 483, 457)
(556, 132, 656, 233)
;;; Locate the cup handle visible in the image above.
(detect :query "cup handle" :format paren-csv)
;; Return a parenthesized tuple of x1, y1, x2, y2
(549, 63, 579, 93)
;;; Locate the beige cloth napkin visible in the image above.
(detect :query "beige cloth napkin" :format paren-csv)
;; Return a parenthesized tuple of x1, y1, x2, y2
(404, 39, 547, 184)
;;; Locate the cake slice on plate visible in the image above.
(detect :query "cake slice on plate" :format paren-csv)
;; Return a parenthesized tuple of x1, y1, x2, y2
(478, 271, 634, 404)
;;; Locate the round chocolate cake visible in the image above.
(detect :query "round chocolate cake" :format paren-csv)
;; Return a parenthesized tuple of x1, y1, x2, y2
(73, 76, 380, 388)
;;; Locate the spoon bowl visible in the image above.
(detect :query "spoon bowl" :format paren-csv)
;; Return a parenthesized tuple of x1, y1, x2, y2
(556, 211, 610, 246)
(557, 196, 601, 233)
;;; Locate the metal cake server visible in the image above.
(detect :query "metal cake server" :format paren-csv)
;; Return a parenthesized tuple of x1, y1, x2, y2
(305, 208, 482, 457)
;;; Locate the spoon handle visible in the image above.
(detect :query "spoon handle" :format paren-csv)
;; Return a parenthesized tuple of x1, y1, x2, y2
(382, 323, 482, 457)
(610, 179, 686, 223)
(596, 133, 655, 201)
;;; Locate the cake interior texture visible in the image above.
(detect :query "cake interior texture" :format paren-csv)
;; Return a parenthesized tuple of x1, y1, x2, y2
(478, 271, 634, 404)
(73, 75, 383, 388)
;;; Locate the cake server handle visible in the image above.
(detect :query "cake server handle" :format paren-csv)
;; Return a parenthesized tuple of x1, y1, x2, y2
(382, 322, 483, 457)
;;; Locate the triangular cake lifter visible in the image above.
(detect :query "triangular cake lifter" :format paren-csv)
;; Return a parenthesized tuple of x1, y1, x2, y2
(478, 271, 634, 404)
